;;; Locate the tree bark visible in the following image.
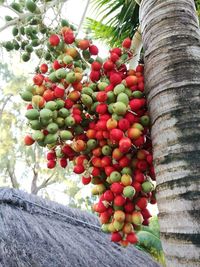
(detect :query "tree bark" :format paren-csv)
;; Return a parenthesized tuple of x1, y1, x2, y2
(140, 0, 200, 266)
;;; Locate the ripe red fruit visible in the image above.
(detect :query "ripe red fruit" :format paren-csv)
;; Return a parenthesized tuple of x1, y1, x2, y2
(91, 167, 100, 176)
(119, 156, 131, 168)
(118, 119, 130, 131)
(146, 154, 153, 165)
(126, 233, 138, 244)
(136, 64, 144, 73)
(133, 135, 145, 147)
(78, 39, 90, 50)
(40, 63, 48, 73)
(110, 47, 122, 56)
(111, 232, 122, 242)
(104, 190, 114, 202)
(132, 181, 142, 192)
(33, 74, 44, 86)
(135, 172, 145, 183)
(110, 183, 124, 195)
(24, 135, 35, 146)
(136, 160, 148, 171)
(89, 45, 99, 55)
(129, 99, 146, 111)
(110, 129, 124, 142)
(65, 99, 74, 109)
(109, 73, 122, 85)
(60, 158, 68, 168)
(97, 201, 108, 213)
(91, 61, 102, 71)
(103, 60, 114, 71)
(64, 33, 75, 44)
(125, 113, 139, 124)
(96, 103, 108, 114)
(91, 157, 102, 168)
(47, 151, 56, 160)
(54, 86, 65, 98)
(119, 137, 132, 153)
(101, 156, 112, 167)
(90, 71, 100, 82)
(138, 82, 144, 92)
(82, 176, 92, 185)
(141, 208, 152, 219)
(49, 34, 60, 46)
(26, 104, 33, 109)
(47, 160, 56, 169)
(53, 60, 62, 70)
(105, 84, 114, 92)
(114, 195, 126, 206)
(105, 166, 115, 176)
(95, 130, 104, 140)
(110, 53, 119, 63)
(96, 92, 107, 102)
(122, 37, 132, 49)
(73, 164, 85, 174)
(43, 89, 54, 101)
(100, 211, 111, 224)
(124, 202, 135, 213)
(135, 197, 148, 210)
(62, 144, 74, 155)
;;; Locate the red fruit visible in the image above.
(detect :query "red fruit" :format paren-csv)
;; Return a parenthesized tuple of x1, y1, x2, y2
(133, 136, 145, 147)
(125, 76, 138, 87)
(119, 156, 131, 168)
(78, 39, 90, 50)
(141, 208, 152, 219)
(65, 99, 74, 109)
(110, 129, 123, 142)
(33, 74, 44, 86)
(142, 218, 150, 226)
(73, 164, 85, 174)
(92, 147, 102, 157)
(104, 190, 114, 202)
(118, 119, 130, 131)
(105, 84, 114, 92)
(91, 61, 102, 71)
(47, 160, 56, 169)
(124, 202, 135, 213)
(60, 158, 68, 168)
(96, 103, 108, 114)
(53, 60, 62, 70)
(47, 151, 56, 160)
(96, 92, 107, 102)
(24, 135, 35, 146)
(136, 160, 148, 171)
(73, 114, 82, 123)
(110, 47, 122, 56)
(43, 89, 55, 101)
(100, 211, 111, 224)
(49, 34, 60, 46)
(146, 154, 153, 165)
(54, 86, 65, 98)
(90, 71, 100, 82)
(40, 63, 48, 73)
(26, 104, 33, 109)
(129, 99, 145, 111)
(97, 201, 108, 213)
(150, 197, 157, 204)
(64, 33, 75, 44)
(89, 45, 99, 55)
(82, 176, 92, 185)
(103, 60, 114, 71)
(110, 183, 124, 195)
(122, 37, 132, 49)
(111, 232, 122, 242)
(132, 181, 142, 192)
(62, 145, 73, 155)
(101, 156, 112, 167)
(138, 82, 144, 92)
(125, 113, 139, 124)
(110, 53, 119, 63)
(136, 65, 144, 73)
(135, 197, 148, 210)
(105, 166, 115, 176)
(95, 130, 104, 140)
(91, 157, 102, 168)
(114, 195, 126, 206)
(100, 114, 110, 121)
(75, 155, 87, 165)
(135, 172, 146, 183)
(119, 137, 132, 153)
(91, 167, 100, 176)
(109, 73, 122, 85)
(126, 233, 138, 244)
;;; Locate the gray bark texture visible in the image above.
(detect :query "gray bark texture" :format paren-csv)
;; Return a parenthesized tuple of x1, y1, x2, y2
(0, 187, 160, 267)
(140, 0, 200, 266)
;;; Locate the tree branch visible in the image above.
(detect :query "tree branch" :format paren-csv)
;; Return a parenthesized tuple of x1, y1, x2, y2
(129, 25, 143, 69)
(6, 162, 19, 189)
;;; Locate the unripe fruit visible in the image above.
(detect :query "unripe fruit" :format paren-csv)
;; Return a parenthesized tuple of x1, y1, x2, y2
(114, 210, 125, 222)
(113, 220, 124, 231)
(132, 211, 144, 225)
(121, 174, 132, 186)
(110, 171, 121, 183)
(142, 181, 154, 193)
(123, 186, 135, 198)
(113, 102, 127, 115)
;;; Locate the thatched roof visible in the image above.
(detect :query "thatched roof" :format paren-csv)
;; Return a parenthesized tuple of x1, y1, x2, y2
(0, 188, 160, 267)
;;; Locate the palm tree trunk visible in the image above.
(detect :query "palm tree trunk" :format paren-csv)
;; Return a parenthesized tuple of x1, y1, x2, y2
(140, 0, 200, 266)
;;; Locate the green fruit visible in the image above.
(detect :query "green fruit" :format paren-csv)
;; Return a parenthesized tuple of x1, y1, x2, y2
(87, 139, 97, 150)
(32, 130, 44, 141)
(45, 101, 57, 111)
(25, 44, 33, 53)
(107, 91, 116, 104)
(5, 16, 13, 21)
(55, 99, 65, 109)
(65, 116, 75, 127)
(31, 39, 40, 47)
(133, 90, 144, 99)
(47, 123, 59, 134)
(82, 87, 93, 96)
(49, 72, 59, 82)
(13, 40, 20, 50)
(117, 92, 129, 106)
(102, 145, 112, 156)
(112, 114, 123, 121)
(142, 181, 154, 193)
(113, 205, 124, 211)
(55, 68, 67, 79)
(22, 53, 31, 62)
(113, 102, 127, 115)
(44, 133, 58, 144)
(124, 88, 132, 98)
(56, 117, 65, 127)
(25, 109, 39, 120)
(113, 220, 124, 231)
(63, 55, 73, 64)
(20, 27, 25, 35)
(108, 103, 114, 114)
(11, 3, 22, 13)
(44, 52, 51, 61)
(98, 82, 108, 91)
(101, 224, 109, 233)
(61, 19, 69, 27)
(29, 120, 41, 130)
(89, 83, 97, 90)
(20, 91, 32, 101)
(60, 130, 73, 140)
(56, 148, 64, 158)
(4, 41, 14, 51)
(40, 109, 53, 120)
(81, 94, 93, 107)
(90, 102, 99, 113)
(74, 125, 84, 134)
(140, 115, 150, 126)
(96, 56, 103, 64)
(82, 50, 90, 60)
(110, 171, 121, 183)
(41, 118, 52, 127)
(52, 110, 58, 120)
(26, 0, 37, 13)
(123, 186, 135, 198)
(58, 108, 70, 118)
(114, 84, 125, 95)
(12, 27, 18, 36)
(121, 167, 132, 175)
(66, 72, 76, 83)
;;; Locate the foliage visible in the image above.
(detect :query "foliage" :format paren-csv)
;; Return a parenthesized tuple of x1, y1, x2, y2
(85, 0, 139, 47)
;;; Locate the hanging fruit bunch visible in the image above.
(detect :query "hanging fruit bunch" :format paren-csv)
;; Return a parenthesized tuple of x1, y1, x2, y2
(21, 23, 156, 246)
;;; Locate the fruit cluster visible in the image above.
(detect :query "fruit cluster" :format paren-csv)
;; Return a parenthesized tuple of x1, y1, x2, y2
(22, 24, 156, 246)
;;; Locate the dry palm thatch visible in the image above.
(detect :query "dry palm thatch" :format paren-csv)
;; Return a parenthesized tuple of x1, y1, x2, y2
(0, 187, 160, 267)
